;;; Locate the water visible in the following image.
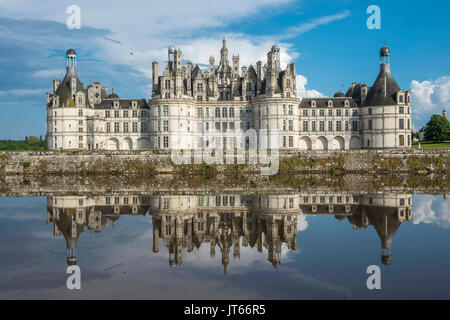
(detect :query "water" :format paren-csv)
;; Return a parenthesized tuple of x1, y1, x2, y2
(0, 192, 449, 299)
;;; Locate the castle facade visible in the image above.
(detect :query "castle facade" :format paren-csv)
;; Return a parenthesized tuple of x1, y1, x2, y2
(46, 40, 412, 151)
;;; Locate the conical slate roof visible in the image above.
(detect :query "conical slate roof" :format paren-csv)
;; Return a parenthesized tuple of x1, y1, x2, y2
(364, 65, 400, 107)
(55, 68, 84, 107)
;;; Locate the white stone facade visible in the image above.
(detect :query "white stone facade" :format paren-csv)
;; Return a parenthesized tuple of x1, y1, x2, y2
(46, 42, 412, 151)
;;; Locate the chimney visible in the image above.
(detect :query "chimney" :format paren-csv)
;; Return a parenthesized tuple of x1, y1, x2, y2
(152, 61, 159, 91)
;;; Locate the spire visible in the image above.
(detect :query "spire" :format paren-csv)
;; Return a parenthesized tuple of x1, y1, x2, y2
(220, 37, 228, 66)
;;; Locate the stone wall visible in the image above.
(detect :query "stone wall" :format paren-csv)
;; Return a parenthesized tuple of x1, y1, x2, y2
(0, 149, 448, 175)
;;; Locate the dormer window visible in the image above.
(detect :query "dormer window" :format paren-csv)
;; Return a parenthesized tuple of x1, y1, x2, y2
(114, 101, 119, 108)
(311, 100, 316, 107)
(344, 100, 349, 107)
(132, 101, 137, 108)
(328, 100, 333, 107)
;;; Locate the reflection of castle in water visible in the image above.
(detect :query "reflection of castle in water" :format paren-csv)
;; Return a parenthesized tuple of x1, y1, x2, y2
(47, 193, 412, 272)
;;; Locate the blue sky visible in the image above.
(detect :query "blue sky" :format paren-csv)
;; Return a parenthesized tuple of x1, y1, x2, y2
(0, 0, 449, 139)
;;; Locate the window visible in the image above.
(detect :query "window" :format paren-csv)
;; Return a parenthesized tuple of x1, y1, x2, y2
(123, 110, 128, 118)
(78, 120, 83, 125)
(215, 107, 220, 118)
(368, 108, 372, 115)
(106, 122, 111, 133)
(328, 109, 333, 117)
(197, 107, 203, 118)
(229, 108, 234, 117)
(289, 136, 293, 147)
(407, 119, 410, 129)
(311, 121, 316, 132)
(283, 136, 286, 147)
(197, 83, 203, 91)
(163, 136, 169, 148)
(345, 121, 349, 131)
(164, 79, 170, 89)
(368, 119, 373, 130)
(132, 110, 138, 117)
(283, 120, 286, 131)
(319, 110, 325, 117)
(399, 106, 404, 114)
(123, 122, 129, 133)
(78, 109, 83, 116)
(399, 118, 404, 129)
(399, 135, 405, 146)
(303, 109, 308, 117)
(319, 121, 325, 132)
(163, 105, 169, 116)
(312, 109, 316, 116)
(222, 107, 227, 118)
(288, 105, 293, 115)
(105, 110, 110, 118)
(336, 109, 342, 116)
(132, 122, 137, 133)
(352, 109, 358, 116)
(303, 121, 308, 132)
(114, 110, 119, 118)
(288, 120, 293, 131)
(163, 120, 168, 131)
(336, 121, 342, 131)
(352, 120, 358, 132)
(328, 121, 333, 131)
(345, 109, 349, 116)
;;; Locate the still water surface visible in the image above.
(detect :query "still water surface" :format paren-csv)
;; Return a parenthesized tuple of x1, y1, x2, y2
(0, 192, 449, 299)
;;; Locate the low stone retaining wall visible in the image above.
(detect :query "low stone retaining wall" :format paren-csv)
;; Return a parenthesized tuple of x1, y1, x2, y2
(0, 149, 449, 175)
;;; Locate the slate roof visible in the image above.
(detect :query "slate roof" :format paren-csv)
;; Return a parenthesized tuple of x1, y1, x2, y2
(364, 66, 400, 107)
(94, 98, 149, 109)
(299, 97, 358, 108)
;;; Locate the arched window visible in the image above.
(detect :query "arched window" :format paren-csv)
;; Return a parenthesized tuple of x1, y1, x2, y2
(222, 107, 227, 118)
(215, 107, 220, 118)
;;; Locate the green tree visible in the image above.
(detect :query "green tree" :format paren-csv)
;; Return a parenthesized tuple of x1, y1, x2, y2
(424, 114, 450, 142)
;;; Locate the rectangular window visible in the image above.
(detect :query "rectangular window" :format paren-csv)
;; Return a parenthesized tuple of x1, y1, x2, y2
(303, 121, 308, 132)
(197, 107, 203, 118)
(106, 122, 111, 133)
(132, 122, 137, 133)
(163, 136, 169, 148)
(328, 121, 333, 131)
(336, 121, 342, 131)
(319, 110, 325, 117)
(399, 119, 404, 129)
(163, 120, 168, 131)
(114, 110, 119, 118)
(288, 105, 293, 115)
(311, 121, 316, 132)
(163, 106, 169, 116)
(328, 109, 333, 117)
(352, 109, 358, 116)
(123, 110, 128, 118)
(288, 120, 293, 131)
(303, 109, 308, 117)
(352, 121, 358, 132)
(320, 121, 325, 132)
(368, 119, 373, 130)
(345, 121, 349, 131)
(399, 106, 404, 114)
(105, 110, 110, 118)
(336, 109, 342, 116)
(289, 136, 293, 147)
(114, 122, 119, 133)
(312, 110, 316, 117)
(132, 110, 138, 117)
(123, 122, 129, 133)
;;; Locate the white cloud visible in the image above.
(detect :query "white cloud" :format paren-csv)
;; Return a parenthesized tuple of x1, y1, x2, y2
(0, 89, 43, 96)
(410, 76, 450, 128)
(413, 195, 450, 229)
(32, 69, 61, 78)
(296, 74, 325, 98)
(283, 10, 351, 39)
(297, 213, 309, 231)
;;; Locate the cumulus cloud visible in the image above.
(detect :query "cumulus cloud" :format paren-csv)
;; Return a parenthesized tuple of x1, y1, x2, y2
(413, 195, 450, 229)
(410, 76, 450, 128)
(296, 74, 325, 98)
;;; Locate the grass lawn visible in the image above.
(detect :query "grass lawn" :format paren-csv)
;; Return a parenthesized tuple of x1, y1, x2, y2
(412, 141, 450, 149)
